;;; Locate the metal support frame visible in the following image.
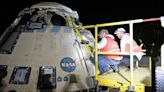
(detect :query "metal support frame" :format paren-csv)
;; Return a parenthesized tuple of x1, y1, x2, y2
(129, 21, 134, 86)
(80, 17, 163, 92)
(95, 26, 98, 80)
(149, 56, 152, 71)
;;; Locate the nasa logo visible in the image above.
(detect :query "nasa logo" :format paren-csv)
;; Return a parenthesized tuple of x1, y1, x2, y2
(60, 57, 76, 73)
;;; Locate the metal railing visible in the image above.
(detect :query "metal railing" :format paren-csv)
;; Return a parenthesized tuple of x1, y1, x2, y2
(81, 17, 162, 91)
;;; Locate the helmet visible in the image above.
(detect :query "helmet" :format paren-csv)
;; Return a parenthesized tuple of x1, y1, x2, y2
(98, 29, 109, 36)
(114, 27, 126, 34)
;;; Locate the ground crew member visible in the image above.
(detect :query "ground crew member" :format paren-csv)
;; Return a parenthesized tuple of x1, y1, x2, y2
(114, 27, 143, 69)
(98, 29, 123, 73)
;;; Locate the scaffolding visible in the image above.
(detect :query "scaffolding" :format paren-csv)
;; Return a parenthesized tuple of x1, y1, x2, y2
(79, 17, 163, 92)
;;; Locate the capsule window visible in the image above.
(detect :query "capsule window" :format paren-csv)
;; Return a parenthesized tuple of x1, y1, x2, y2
(51, 14, 66, 26)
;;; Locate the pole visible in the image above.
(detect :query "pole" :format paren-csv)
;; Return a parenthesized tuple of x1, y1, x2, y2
(95, 26, 98, 80)
(129, 21, 134, 90)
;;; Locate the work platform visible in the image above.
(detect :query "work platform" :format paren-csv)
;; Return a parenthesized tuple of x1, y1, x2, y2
(98, 65, 151, 87)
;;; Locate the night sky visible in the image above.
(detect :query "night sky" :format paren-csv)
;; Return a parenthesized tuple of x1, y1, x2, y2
(0, 0, 164, 50)
(0, 0, 163, 29)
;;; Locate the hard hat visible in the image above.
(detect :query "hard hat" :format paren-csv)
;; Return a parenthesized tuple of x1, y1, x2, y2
(114, 27, 126, 34)
(98, 29, 109, 36)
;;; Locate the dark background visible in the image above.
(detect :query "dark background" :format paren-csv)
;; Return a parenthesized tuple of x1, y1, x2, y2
(1, 0, 163, 49)
(0, 0, 164, 54)
(0, 0, 163, 31)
